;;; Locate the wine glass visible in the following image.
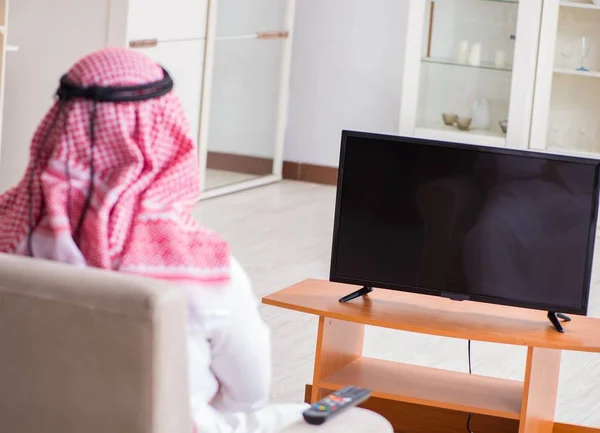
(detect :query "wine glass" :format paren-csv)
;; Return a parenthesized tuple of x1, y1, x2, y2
(559, 36, 575, 67)
(577, 36, 592, 72)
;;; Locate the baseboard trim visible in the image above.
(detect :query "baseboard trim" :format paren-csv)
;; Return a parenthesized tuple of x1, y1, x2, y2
(206, 152, 339, 186)
(207, 151, 273, 176)
(282, 161, 338, 186)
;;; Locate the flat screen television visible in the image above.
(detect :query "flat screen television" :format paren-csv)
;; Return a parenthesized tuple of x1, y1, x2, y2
(330, 131, 600, 330)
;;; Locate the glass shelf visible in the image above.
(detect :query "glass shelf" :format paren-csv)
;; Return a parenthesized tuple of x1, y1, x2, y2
(421, 57, 513, 72)
(412, 0, 518, 148)
(554, 68, 600, 79)
(546, 142, 600, 159)
(560, 1, 600, 10)
(416, 122, 507, 148)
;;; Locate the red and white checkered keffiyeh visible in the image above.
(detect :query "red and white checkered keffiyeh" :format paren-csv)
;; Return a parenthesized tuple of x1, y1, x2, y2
(0, 47, 230, 283)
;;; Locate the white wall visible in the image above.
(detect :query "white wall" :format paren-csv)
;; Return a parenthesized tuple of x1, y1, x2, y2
(0, 0, 109, 192)
(284, 0, 409, 167)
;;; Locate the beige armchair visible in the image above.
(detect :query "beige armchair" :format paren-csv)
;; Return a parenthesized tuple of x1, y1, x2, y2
(0, 253, 191, 433)
(0, 254, 392, 433)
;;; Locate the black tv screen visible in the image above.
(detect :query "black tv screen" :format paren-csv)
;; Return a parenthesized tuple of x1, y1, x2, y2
(330, 131, 600, 315)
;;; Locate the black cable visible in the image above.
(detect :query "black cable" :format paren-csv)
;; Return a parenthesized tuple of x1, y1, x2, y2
(468, 339, 472, 374)
(467, 339, 473, 433)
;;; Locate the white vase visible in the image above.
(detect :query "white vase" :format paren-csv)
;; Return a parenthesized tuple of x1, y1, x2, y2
(468, 43, 481, 67)
(472, 98, 491, 130)
(457, 40, 469, 64)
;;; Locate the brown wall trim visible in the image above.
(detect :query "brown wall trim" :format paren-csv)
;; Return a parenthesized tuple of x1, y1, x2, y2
(282, 161, 338, 186)
(207, 151, 273, 176)
(305, 385, 599, 433)
(206, 152, 340, 186)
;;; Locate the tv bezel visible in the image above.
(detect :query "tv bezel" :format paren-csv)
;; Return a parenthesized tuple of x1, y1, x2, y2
(330, 130, 600, 316)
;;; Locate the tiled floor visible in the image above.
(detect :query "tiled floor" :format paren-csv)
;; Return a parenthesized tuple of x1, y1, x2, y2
(194, 180, 600, 428)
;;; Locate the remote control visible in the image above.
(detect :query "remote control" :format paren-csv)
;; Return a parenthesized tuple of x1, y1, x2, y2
(303, 386, 372, 425)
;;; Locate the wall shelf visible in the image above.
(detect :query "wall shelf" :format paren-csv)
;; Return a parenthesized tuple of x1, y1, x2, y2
(554, 68, 600, 79)
(421, 57, 512, 72)
(560, 1, 600, 10)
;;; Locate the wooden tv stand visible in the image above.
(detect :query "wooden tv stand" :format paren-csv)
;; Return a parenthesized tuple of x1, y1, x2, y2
(263, 280, 600, 433)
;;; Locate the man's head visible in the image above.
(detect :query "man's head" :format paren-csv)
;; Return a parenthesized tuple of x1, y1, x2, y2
(0, 47, 230, 283)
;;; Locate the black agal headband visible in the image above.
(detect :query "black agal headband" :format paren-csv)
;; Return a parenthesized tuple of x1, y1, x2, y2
(56, 67, 174, 102)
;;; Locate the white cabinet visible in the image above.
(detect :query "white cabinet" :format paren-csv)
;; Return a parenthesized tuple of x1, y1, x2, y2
(399, 0, 543, 150)
(400, 0, 600, 157)
(141, 40, 206, 143)
(108, 0, 209, 147)
(109, 0, 209, 162)
(127, 0, 209, 41)
(531, 0, 600, 157)
(216, 0, 287, 37)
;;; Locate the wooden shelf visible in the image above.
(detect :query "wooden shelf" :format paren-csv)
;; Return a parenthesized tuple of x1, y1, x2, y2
(554, 68, 600, 79)
(263, 279, 600, 353)
(560, 1, 600, 10)
(319, 357, 523, 420)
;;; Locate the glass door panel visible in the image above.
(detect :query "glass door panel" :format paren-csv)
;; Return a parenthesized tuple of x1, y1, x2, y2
(127, 0, 209, 41)
(416, 0, 519, 147)
(203, 0, 291, 191)
(205, 38, 285, 190)
(216, 0, 287, 37)
(544, 4, 600, 155)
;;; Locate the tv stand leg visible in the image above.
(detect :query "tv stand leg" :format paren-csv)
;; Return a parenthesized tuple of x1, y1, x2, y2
(339, 286, 373, 303)
(547, 311, 571, 333)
